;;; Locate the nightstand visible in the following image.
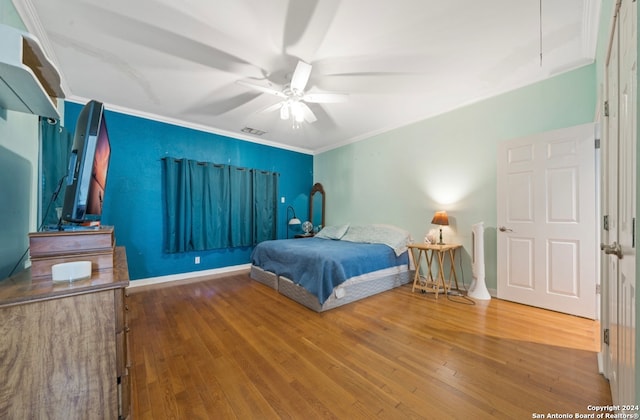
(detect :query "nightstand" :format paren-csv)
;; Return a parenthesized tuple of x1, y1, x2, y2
(294, 233, 315, 238)
(408, 243, 461, 299)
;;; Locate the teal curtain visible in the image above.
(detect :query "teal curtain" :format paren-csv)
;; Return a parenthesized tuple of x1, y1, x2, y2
(162, 157, 278, 253)
(163, 158, 190, 252)
(205, 163, 230, 248)
(40, 118, 72, 228)
(230, 167, 252, 247)
(254, 170, 279, 243)
(188, 161, 207, 250)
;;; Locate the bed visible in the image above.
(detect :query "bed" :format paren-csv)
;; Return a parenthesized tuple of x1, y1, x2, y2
(250, 224, 414, 311)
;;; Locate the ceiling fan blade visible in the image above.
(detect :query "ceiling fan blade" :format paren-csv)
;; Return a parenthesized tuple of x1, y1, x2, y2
(300, 102, 317, 123)
(182, 91, 262, 116)
(78, 3, 269, 78)
(261, 102, 284, 113)
(303, 92, 348, 103)
(236, 80, 288, 98)
(304, 103, 338, 129)
(290, 60, 312, 93)
(282, 0, 340, 61)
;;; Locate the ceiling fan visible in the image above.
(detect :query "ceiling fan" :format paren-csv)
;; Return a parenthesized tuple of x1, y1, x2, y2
(237, 60, 348, 126)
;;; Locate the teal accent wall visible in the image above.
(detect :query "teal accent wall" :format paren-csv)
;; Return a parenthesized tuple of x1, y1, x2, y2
(315, 64, 597, 292)
(64, 102, 313, 280)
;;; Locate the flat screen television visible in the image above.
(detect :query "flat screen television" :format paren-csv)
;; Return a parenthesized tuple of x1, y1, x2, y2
(61, 100, 111, 224)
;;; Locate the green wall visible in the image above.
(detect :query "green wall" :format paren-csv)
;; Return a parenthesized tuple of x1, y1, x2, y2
(0, 0, 26, 30)
(0, 0, 39, 278)
(315, 64, 597, 292)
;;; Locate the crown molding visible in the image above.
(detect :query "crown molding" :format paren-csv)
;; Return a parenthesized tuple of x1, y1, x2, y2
(64, 95, 315, 155)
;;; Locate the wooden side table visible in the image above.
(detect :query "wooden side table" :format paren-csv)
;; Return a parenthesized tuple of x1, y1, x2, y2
(408, 243, 462, 299)
(294, 233, 315, 238)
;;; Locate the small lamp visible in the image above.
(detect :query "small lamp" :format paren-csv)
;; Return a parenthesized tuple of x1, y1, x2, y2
(431, 211, 449, 245)
(287, 205, 301, 238)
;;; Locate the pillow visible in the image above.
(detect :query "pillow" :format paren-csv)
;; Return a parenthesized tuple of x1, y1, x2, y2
(341, 224, 411, 256)
(315, 224, 350, 240)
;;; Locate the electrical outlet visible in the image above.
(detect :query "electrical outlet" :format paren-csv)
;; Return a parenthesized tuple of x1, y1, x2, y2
(195, 256, 200, 264)
(281, 196, 285, 203)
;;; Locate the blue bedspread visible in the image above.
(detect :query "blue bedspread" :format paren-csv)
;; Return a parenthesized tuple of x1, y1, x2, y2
(251, 237, 409, 304)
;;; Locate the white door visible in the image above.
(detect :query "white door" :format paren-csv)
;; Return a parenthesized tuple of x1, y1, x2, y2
(602, 3, 620, 400)
(617, 0, 636, 405)
(497, 123, 598, 319)
(602, 0, 637, 407)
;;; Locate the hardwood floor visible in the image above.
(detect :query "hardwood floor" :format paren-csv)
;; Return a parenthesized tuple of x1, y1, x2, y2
(128, 272, 611, 419)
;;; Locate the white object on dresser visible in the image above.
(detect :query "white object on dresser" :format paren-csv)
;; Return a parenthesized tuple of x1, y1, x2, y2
(51, 261, 92, 282)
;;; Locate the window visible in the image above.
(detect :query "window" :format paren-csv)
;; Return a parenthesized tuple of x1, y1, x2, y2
(162, 158, 278, 253)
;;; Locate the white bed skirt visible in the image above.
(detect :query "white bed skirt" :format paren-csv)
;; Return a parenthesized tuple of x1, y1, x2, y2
(250, 265, 278, 290)
(250, 264, 412, 312)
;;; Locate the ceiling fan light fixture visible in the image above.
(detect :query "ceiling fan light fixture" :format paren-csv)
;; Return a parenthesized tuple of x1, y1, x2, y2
(242, 60, 346, 128)
(291, 101, 305, 122)
(280, 102, 290, 120)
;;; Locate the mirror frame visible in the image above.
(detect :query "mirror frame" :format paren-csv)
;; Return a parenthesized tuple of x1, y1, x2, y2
(309, 183, 325, 229)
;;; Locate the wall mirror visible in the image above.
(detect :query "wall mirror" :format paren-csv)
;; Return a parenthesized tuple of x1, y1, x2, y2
(309, 183, 325, 230)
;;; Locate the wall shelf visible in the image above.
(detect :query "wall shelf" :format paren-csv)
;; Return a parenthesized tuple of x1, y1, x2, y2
(0, 24, 64, 119)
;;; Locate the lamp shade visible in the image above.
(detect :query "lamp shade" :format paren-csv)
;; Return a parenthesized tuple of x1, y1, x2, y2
(287, 205, 301, 225)
(431, 211, 449, 226)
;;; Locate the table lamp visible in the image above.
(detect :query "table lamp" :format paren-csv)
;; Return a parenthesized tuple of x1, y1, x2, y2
(287, 205, 301, 238)
(431, 211, 449, 245)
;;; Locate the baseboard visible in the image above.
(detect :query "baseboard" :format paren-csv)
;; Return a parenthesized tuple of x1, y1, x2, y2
(454, 286, 497, 298)
(597, 351, 604, 374)
(128, 263, 251, 289)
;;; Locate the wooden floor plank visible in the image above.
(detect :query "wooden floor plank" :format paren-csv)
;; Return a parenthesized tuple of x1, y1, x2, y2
(128, 272, 611, 419)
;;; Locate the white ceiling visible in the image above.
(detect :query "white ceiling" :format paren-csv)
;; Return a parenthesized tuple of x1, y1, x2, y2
(15, 0, 601, 153)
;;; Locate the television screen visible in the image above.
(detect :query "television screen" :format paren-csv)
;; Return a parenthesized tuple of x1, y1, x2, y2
(61, 100, 111, 224)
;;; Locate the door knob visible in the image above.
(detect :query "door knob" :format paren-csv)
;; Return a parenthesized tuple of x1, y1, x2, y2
(600, 241, 623, 259)
(498, 226, 513, 232)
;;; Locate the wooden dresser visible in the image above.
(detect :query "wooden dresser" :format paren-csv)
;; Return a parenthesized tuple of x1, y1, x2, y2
(0, 247, 131, 419)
